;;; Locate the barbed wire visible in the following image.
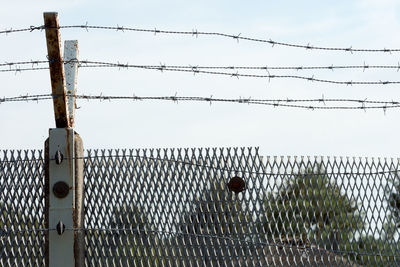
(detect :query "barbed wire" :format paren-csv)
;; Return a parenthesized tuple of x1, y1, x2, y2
(2, 60, 400, 85)
(1, 93, 400, 112)
(0, 60, 48, 67)
(0, 226, 398, 258)
(2, 68, 400, 86)
(0, 59, 49, 74)
(2, 24, 400, 53)
(0, 152, 398, 177)
(0, 67, 49, 74)
(0, 25, 44, 35)
(98, 67, 400, 85)
(4, 59, 400, 72)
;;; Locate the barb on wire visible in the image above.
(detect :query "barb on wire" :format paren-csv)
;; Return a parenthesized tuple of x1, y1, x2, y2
(319, 94, 326, 106)
(192, 29, 198, 38)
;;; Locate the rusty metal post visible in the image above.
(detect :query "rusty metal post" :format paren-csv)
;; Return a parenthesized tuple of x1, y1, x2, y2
(44, 12, 70, 128)
(44, 12, 84, 267)
(73, 133, 84, 266)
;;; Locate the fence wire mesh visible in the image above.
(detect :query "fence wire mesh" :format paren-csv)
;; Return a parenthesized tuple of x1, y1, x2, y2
(0, 150, 45, 267)
(1, 148, 400, 266)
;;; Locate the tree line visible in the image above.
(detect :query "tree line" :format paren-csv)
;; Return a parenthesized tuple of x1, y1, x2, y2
(2, 167, 400, 266)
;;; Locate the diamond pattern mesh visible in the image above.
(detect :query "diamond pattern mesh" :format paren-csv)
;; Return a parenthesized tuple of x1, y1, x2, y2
(0, 150, 45, 267)
(1, 148, 400, 266)
(84, 148, 400, 266)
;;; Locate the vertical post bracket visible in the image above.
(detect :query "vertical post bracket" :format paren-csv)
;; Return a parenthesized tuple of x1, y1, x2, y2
(48, 128, 75, 266)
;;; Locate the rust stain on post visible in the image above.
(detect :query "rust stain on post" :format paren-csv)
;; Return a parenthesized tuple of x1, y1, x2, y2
(44, 12, 69, 128)
(73, 133, 85, 266)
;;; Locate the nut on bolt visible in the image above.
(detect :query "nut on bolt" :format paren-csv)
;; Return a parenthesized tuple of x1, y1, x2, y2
(227, 176, 246, 193)
(53, 181, 70, 198)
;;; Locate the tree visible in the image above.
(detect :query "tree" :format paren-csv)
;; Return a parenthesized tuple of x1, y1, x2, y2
(350, 233, 400, 266)
(0, 200, 43, 266)
(259, 168, 364, 263)
(386, 172, 400, 229)
(86, 203, 161, 266)
(110, 204, 148, 236)
(176, 180, 249, 265)
(348, 172, 400, 266)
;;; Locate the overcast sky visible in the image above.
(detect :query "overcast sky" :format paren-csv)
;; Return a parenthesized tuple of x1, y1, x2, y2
(1, 0, 400, 158)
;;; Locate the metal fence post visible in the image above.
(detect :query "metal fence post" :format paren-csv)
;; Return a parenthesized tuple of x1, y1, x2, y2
(43, 12, 70, 128)
(45, 131, 84, 267)
(64, 40, 79, 128)
(46, 129, 75, 266)
(44, 12, 84, 267)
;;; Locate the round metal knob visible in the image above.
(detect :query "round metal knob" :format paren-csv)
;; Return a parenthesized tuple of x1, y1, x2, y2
(227, 176, 246, 193)
(53, 181, 70, 198)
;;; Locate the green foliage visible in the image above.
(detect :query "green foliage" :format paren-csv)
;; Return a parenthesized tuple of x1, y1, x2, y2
(349, 232, 400, 267)
(260, 167, 400, 266)
(386, 173, 400, 228)
(86, 203, 161, 266)
(348, 173, 400, 266)
(179, 180, 248, 238)
(110, 204, 147, 232)
(174, 180, 249, 265)
(261, 168, 363, 245)
(0, 201, 43, 265)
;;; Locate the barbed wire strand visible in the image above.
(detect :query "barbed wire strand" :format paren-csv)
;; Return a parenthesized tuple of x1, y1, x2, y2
(1, 60, 400, 85)
(1, 93, 400, 112)
(97, 66, 400, 85)
(4, 59, 400, 72)
(2, 24, 400, 53)
(0, 25, 44, 35)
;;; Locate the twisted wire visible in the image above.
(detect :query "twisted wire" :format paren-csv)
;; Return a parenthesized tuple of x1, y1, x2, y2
(2, 24, 400, 53)
(57, 25, 400, 53)
(1, 60, 400, 85)
(0, 25, 44, 35)
(3, 60, 400, 71)
(1, 93, 400, 111)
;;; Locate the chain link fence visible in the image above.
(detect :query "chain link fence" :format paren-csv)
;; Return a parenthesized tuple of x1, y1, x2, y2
(1, 148, 400, 266)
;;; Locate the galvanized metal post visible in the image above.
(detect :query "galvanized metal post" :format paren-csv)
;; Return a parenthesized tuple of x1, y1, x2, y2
(47, 129, 75, 266)
(44, 12, 84, 267)
(44, 131, 84, 267)
(64, 40, 79, 127)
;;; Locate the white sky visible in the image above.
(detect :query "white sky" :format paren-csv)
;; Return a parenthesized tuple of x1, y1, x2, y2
(1, 0, 400, 158)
